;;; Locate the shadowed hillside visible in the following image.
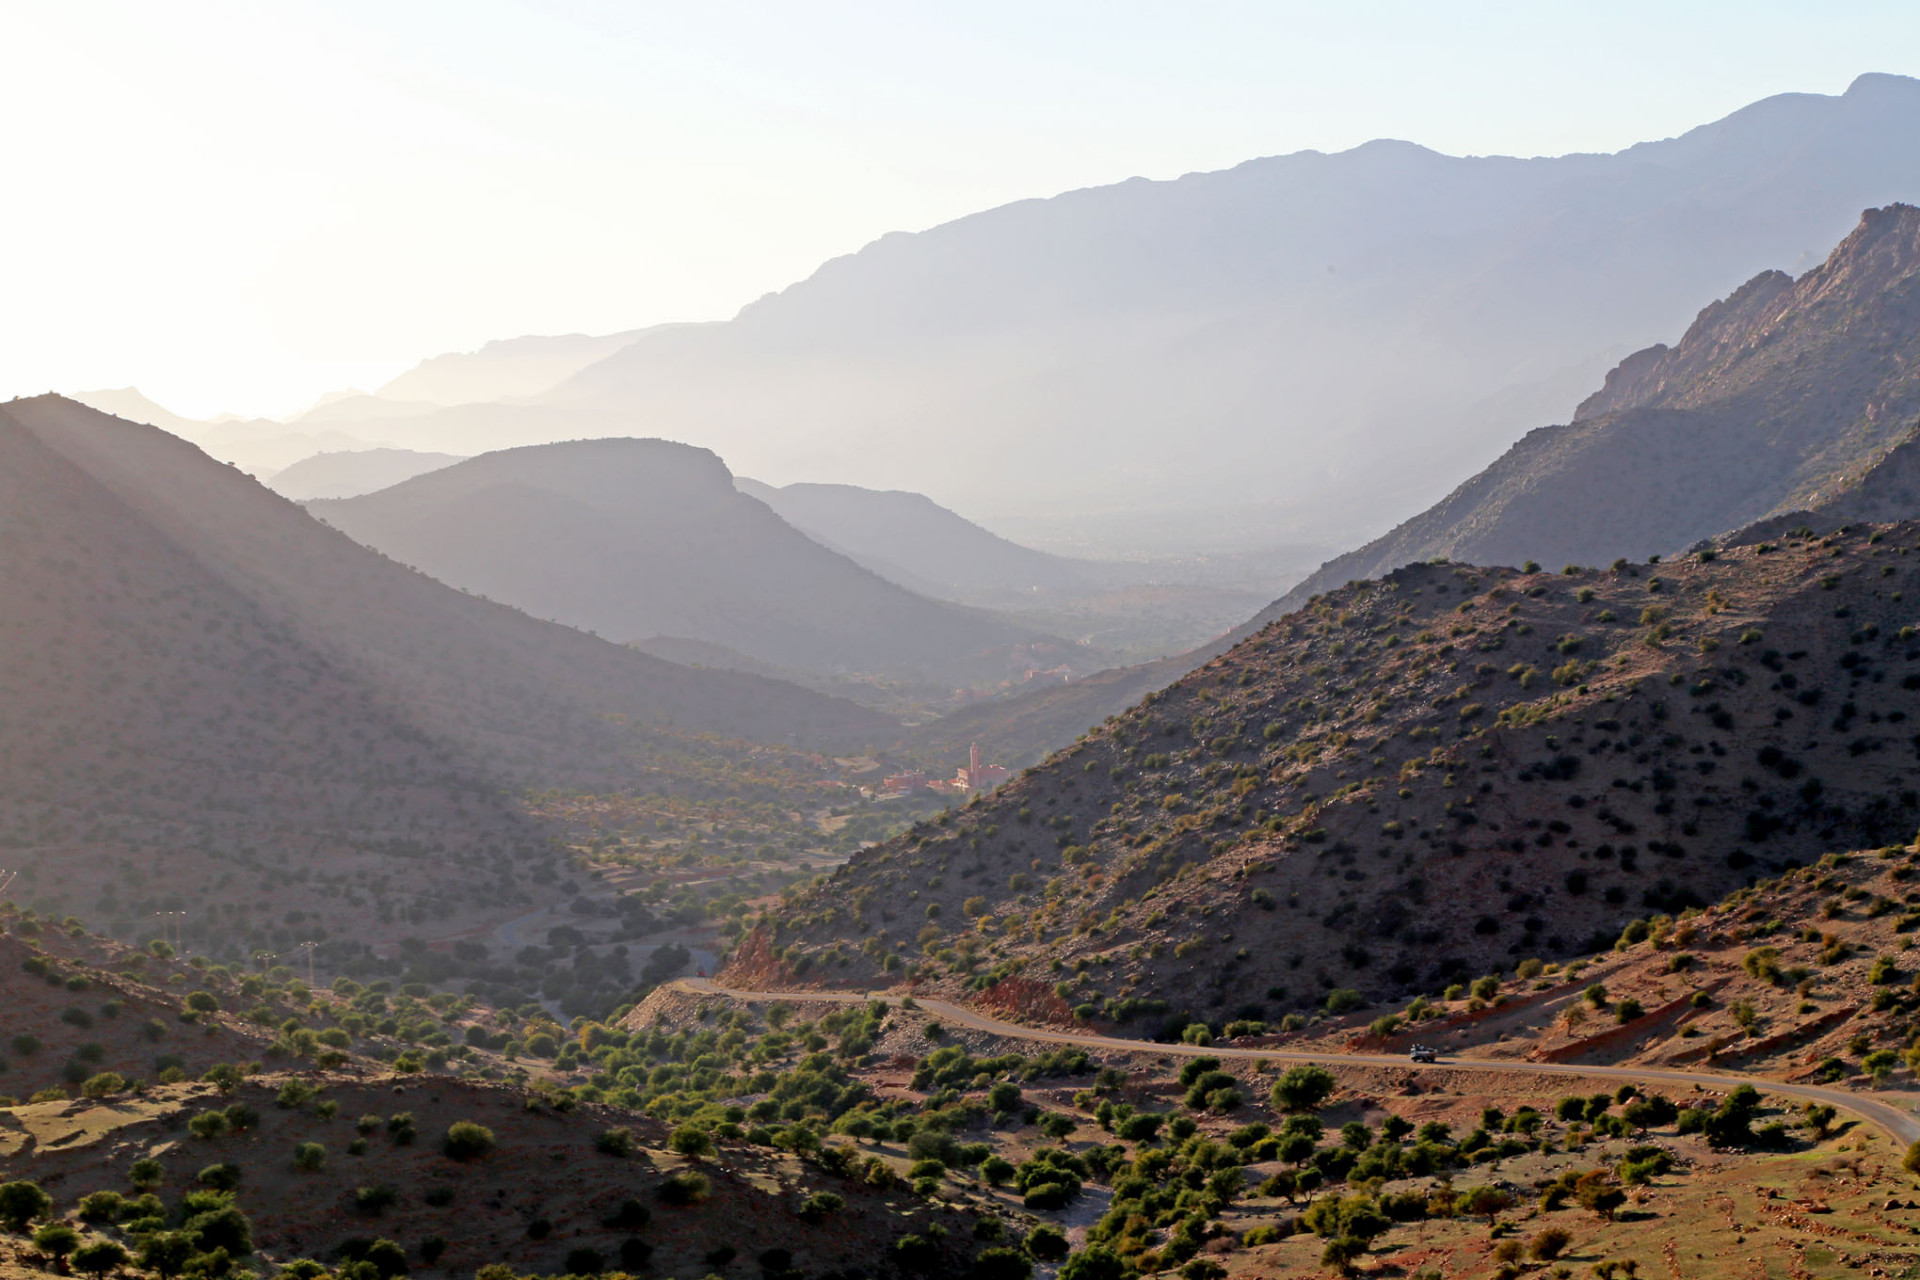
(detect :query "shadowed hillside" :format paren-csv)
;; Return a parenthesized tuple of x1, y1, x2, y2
(755, 524, 1920, 1024)
(312, 439, 1084, 689)
(0, 396, 890, 939)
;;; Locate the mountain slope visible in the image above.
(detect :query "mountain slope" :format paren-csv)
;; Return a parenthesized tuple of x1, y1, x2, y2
(735, 478, 1100, 599)
(1265, 203, 1920, 621)
(267, 447, 464, 500)
(469, 74, 1920, 553)
(0, 396, 889, 936)
(68, 387, 379, 476)
(311, 438, 1080, 686)
(754, 526, 1920, 1023)
(371, 327, 658, 406)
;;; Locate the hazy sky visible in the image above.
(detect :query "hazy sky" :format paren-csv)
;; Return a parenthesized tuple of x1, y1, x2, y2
(4, 1, 1916, 417)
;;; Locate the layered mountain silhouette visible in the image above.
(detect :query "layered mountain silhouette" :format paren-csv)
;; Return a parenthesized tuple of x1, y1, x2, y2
(370, 329, 661, 407)
(311, 438, 1079, 686)
(734, 478, 1104, 599)
(315, 75, 1920, 555)
(0, 397, 889, 882)
(268, 447, 463, 500)
(1267, 203, 1920, 619)
(69, 387, 375, 476)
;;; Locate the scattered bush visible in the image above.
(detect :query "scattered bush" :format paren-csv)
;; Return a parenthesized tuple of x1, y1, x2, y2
(594, 1126, 636, 1158)
(657, 1170, 711, 1205)
(1271, 1064, 1337, 1113)
(1024, 1223, 1070, 1261)
(442, 1122, 496, 1161)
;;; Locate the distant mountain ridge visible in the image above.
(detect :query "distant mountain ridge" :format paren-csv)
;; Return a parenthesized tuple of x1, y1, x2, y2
(370, 328, 661, 406)
(1263, 202, 1920, 620)
(79, 77, 1920, 559)
(268, 447, 463, 500)
(498, 73, 1920, 551)
(735, 478, 1103, 599)
(311, 438, 1084, 688)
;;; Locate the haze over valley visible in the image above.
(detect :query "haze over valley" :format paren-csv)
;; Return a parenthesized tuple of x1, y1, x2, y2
(18, 13, 1920, 1278)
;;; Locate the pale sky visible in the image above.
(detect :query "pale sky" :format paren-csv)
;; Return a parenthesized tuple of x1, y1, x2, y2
(3, 1, 1915, 418)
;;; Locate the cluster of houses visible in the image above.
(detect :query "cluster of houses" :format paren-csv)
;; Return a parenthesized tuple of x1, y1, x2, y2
(875, 742, 1009, 799)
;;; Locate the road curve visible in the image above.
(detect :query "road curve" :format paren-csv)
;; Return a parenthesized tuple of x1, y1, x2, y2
(673, 978, 1920, 1146)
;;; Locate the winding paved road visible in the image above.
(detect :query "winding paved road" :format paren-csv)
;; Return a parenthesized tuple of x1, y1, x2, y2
(675, 978, 1920, 1146)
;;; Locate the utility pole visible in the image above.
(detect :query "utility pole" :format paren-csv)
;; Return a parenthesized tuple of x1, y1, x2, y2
(0, 869, 18, 902)
(154, 911, 185, 953)
(295, 940, 319, 989)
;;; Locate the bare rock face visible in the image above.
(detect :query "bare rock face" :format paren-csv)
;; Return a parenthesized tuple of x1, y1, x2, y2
(1266, 204, 1920, 621)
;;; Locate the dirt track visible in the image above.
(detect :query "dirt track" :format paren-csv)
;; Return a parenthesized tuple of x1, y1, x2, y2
(675, 977, 1920, 1145)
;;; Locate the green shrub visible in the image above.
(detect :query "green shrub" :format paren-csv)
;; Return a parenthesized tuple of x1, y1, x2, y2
(187, 1111, 230, 1140)
(1271, 1064, 1337, 1113)
(80, 1072, 126, 1099)
(353, 1185, 398, 1215)
(594, 1126, 636, 1158)
(196, 1162, 242, 1191)
(1024, 1223, 1069, 1261)
(442, 1122, 496, 1161)
(658, 1170, 711, 1205)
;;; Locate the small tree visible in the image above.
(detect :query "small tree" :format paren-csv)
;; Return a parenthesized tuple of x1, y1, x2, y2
(128, 1159, 164, 1190)
(72, 1240, 128, 1278)
(76, 1191, 124, 1224)
(1576, 1171, 1626, 1220)
(1270, 1064, 1337, 1113)
(668, 1125, 715, 1159)
(293, 1142, 328, 1172)
(32, 1222, 80, 1262)
(1458, 1185, 1512, 1224)
(0, 1180, 52, 1231)
(139, 1230, 198, 1280)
